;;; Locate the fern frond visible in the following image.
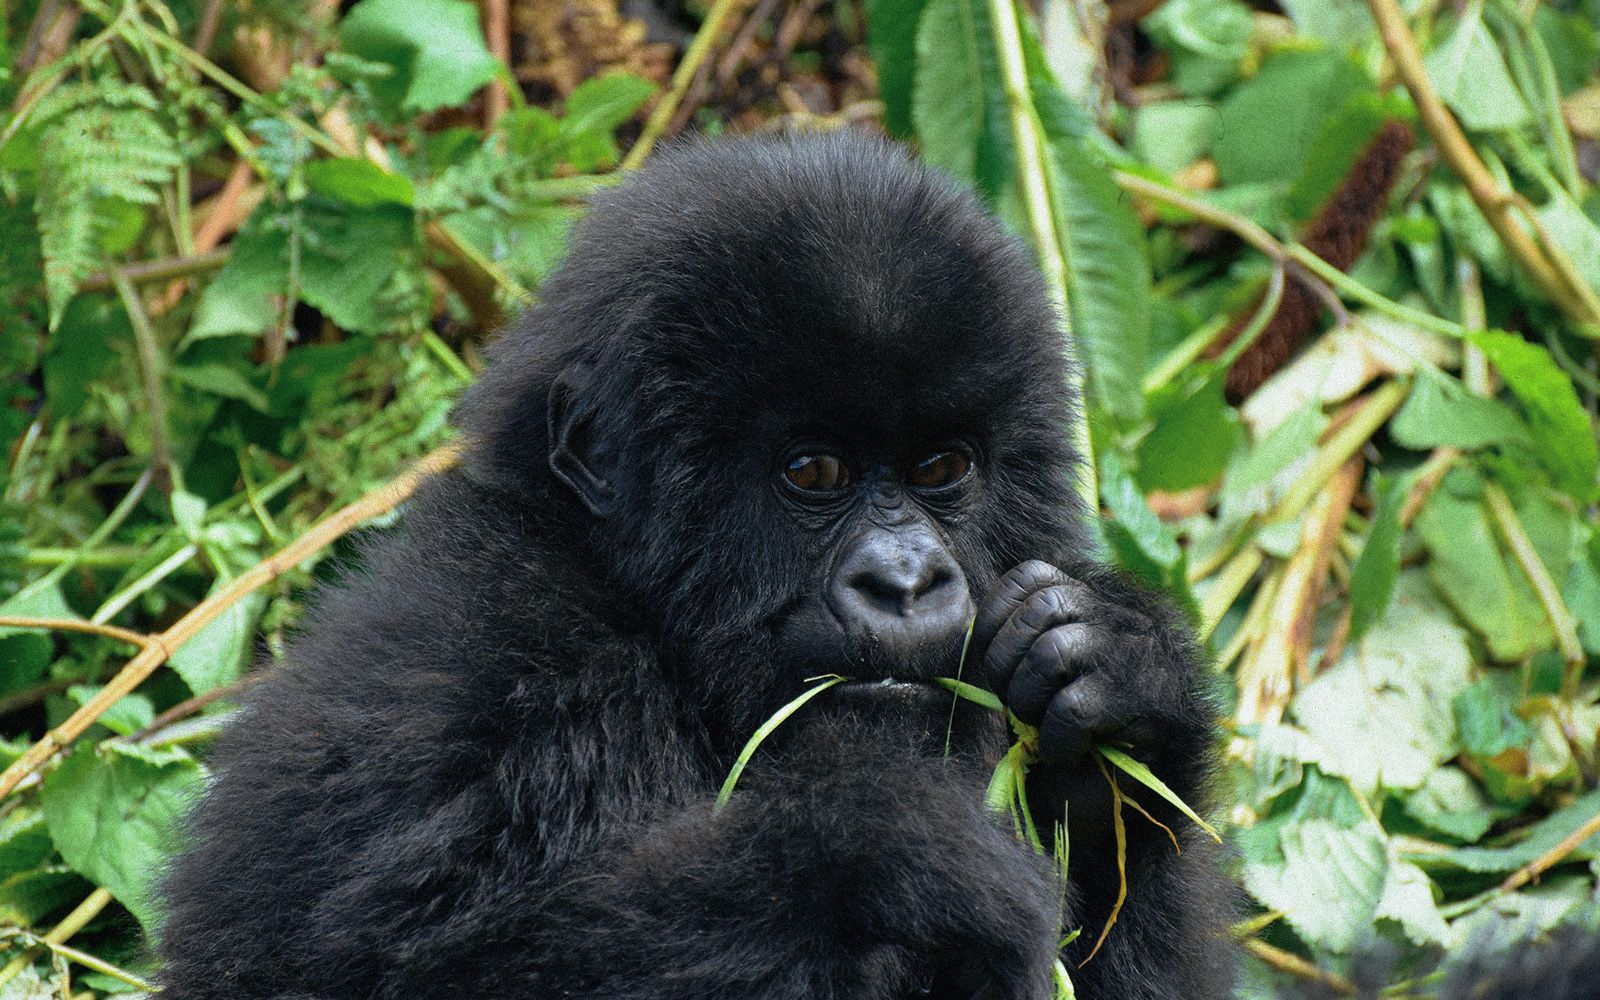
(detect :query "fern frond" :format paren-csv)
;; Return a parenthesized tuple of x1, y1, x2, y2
(33, 84, 181, 327)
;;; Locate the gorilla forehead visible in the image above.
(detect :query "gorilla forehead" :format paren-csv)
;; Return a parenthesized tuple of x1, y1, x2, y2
(562, 131, 1066, 440)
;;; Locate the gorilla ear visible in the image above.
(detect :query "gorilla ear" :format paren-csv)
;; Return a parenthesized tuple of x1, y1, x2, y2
(548, 368, 620, 518)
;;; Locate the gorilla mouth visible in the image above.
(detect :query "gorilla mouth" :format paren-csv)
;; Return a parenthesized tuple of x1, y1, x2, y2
(832, 677, 950, 710)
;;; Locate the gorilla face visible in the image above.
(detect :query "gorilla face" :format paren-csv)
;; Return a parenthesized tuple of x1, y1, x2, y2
(460, 132, 1091, 746)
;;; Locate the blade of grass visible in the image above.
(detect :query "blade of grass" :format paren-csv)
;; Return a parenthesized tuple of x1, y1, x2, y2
(1097, 745, 1221, 843)
(716, 675, 848, 811)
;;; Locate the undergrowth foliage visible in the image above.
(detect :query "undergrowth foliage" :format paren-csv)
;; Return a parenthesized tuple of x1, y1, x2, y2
(0, 0, 1598, 997)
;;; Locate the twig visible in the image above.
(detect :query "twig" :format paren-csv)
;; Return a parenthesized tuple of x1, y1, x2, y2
(1363, 0, 1600, 327)
(621, 0, 742, 171)
(1241, 938, 1356, 995)
(79, 248, 230, 292)
(129, 672, 262, 742)
(0, 444, 461, 800)
(153, 158, 254, 312)
(110, 269, 172, 491)
(1483, 481, 1585, 692)
(482, 0, 510, 127)
(1499, 806, 1600, 893)
(0, 889, 113, 990)
(0, 618, 153, 647)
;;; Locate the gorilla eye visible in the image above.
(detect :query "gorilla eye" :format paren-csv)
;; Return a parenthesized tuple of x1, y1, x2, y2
(784, 454, 852, 493)
(909, 451, 971, 490)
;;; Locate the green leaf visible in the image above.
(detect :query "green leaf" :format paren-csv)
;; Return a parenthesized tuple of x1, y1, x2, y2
(168, 592, 264, 695)
(560, 73, 655, 172)
(41, 294, 130, 416)
(1346, 471, 1404, 643)
(1130, 101, 1219, 174)
(339, 0, 502, 116)
(1288, 575, 1473, 795)
(1242, 817, 1389, 952)
(64, 685, 154, 737)
(866, 0, 930, 136)
(1389, 372, 1534, 451)
(1141, 0, 1253, 97)
(171, 363, 271, 412)
(1425, 788, 1600, 874)
(1402, 765, 1496, 842)
(1220, 399, 1327, 518)
(1469, 331, 1599, 503)
(1135, 374, 1242, 492)
(1415, 470, 1573, 661)
(1285, 91, 1410, 221)
(305, 158, 415, 207)
(1046, 139, 1152, 425)
(1214, 49, 1371, 186)
(1423, 9, 1532, 131)
(41, 743, 204, 931)
(1452, 678, 1532, 759)
(912, 0, 987, 184)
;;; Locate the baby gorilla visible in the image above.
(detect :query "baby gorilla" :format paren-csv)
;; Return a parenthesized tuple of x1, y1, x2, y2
(159, 131, 1233, 999)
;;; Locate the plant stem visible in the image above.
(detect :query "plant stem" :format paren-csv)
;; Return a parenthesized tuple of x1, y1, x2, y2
(622, 0, 741, 172)
(986, 0, 1095, 508)
(1482, 481, 1585, 694)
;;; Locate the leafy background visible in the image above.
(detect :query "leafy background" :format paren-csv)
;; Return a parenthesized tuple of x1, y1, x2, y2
(1, 0, 1598, 996)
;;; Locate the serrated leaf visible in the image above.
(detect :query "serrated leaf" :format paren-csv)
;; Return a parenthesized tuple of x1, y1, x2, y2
(1045, 139, 1152, 425)
(912, 0, 987, 184)
(41, 744, 203, 931)
(339, 0, 502, 116)
(1470, 330, 1599, 503)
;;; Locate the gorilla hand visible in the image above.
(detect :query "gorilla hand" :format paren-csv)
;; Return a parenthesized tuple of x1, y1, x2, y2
(976, 561, 1189, 766)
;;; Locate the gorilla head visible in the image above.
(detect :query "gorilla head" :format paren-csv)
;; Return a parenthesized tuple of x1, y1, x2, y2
(458, 131, 1089, 745)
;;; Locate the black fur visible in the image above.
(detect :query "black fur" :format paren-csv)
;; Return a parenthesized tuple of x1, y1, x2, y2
(158, 131, 1234, 999)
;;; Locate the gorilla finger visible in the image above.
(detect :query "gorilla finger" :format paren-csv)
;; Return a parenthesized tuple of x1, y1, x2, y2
(1006, 623, 1094, 724)
(970, 561, 1067, 659)
(980, 582, 1096, 693)
(1036, 676, 1125, 765)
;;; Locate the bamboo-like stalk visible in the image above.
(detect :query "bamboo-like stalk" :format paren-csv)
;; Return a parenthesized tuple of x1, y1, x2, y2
(985, 0, 1095, 508)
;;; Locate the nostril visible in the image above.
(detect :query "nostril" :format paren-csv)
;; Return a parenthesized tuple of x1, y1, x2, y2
(849, 563, 955, 617)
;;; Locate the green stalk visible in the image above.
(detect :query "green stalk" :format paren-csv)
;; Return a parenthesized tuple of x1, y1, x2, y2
(985, 0, 1096, 508)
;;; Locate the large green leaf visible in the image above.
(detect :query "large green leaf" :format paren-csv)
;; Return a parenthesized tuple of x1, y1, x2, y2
(1470, 331, 1600, 503)
(865, 0, 928, 136)
(41, 744, 204, 931)
(339, 0, 502, 117)
(1423, 8, 1532, 131)
(1288, 575, 1473, 795)
(1214, 49, 1371, 186)
(912, 0, 987, 184)
(1415, 470, 1574, 661)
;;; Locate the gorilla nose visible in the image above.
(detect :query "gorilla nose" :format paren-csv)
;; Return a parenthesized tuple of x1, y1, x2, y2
(831, 523, 973, 657)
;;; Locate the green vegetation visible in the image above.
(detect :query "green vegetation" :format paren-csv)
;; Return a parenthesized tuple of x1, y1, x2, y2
(1, 0, 1598, 996)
